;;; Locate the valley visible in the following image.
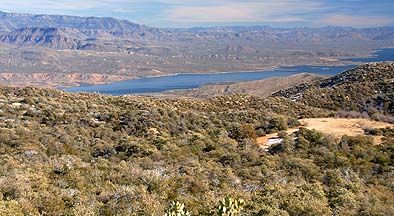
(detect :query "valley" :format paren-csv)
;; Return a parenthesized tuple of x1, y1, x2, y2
(0, 11, 393, 88)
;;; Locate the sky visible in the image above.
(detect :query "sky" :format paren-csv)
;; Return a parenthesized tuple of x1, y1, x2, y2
(0, 0, 393, 28)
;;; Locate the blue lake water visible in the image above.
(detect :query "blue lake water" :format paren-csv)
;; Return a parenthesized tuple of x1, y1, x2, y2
(342, 48, 394, 62)
(63, 48, 394, 96)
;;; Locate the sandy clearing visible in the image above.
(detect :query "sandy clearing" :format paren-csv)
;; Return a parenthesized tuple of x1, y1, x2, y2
(257, 118, 393, 149)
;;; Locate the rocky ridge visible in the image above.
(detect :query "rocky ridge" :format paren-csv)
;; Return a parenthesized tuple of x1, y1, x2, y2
(273, 62, 394, 116)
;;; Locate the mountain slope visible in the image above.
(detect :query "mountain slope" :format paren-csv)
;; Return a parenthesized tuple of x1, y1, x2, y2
(273, 62, 394, 116)
(0, 27, 85, 49)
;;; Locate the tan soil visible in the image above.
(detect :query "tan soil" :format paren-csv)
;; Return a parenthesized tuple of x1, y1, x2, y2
(257, 118, 393, 149)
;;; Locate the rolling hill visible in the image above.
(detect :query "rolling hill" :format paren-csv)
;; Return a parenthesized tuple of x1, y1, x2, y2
(273, 62, 394, 117)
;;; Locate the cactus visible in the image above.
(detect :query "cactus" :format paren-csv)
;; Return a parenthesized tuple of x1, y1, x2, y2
(217, 197, 245, 216)
(164, 201, 191, 216)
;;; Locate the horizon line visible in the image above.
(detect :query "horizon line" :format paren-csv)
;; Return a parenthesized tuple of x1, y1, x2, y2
(1, 10, 393, 30)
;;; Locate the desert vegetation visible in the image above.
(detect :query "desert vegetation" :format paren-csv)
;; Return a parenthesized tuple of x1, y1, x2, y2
(275, 62, 394, 121)
(0, 77, 393, 215)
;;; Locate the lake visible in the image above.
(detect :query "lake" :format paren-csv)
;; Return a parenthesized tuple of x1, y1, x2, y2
(63, 48, 394, 96)
(341, 48, 394, 62)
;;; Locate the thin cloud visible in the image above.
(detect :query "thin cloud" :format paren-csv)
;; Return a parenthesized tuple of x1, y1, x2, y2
(163, 1, 320, 23)
(0, 0, 139, 12)
(0, 0, 393, 27)
(317, 14, 393, 27)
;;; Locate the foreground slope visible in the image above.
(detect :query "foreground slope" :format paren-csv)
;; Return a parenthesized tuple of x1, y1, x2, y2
(0, 76, 393, 215)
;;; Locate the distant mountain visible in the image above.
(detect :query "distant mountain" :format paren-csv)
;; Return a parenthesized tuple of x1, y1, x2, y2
(0, 11, 393, 51)
(0, 11, 163, 48)
(0, 11, 148, 32)
(0, 27, 85, 49)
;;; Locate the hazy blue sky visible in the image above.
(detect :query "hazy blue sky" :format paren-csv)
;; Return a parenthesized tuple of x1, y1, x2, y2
(0, 0, 393, 28)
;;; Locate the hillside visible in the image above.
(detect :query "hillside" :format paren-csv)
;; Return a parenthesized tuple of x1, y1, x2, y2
(274, 62, 394, 117)
(0, 85, 331, 215)
(0, 62, 394, 214)
(156, 73, 325, 98)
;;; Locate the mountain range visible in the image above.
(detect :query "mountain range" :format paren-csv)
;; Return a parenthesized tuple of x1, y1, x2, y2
(0, 11, 394, 51)
(0, 11, 393, 88)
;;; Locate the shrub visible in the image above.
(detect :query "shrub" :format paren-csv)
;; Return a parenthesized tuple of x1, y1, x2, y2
(164, 201, 191, 216)
(217, 197, 245, 216)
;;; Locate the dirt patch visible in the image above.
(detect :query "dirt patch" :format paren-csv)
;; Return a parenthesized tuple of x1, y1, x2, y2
(257, 118, 393, 149)
(256, 128, 299, 150)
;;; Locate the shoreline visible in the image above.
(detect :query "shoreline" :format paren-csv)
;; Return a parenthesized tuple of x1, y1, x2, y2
(2, 48, 393, 91)
(60, 61, 356, 90)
